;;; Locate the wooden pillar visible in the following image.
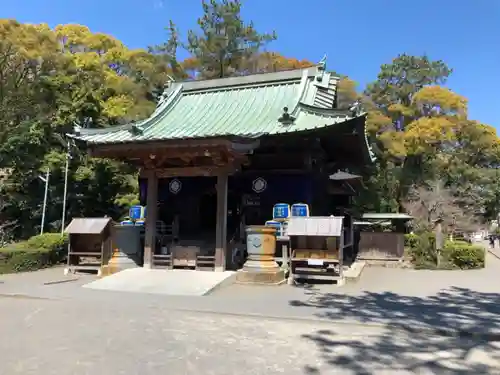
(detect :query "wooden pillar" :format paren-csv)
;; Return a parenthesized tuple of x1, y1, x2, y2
(349, 216, 354, 246)
(144, 171, 158, 269)
(215, 172, 228, 271)
(304, 152, 313, 206)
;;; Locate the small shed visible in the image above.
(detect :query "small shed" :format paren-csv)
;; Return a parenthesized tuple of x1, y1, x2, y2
(355, 213, 413, 260)
(64, 217, 113, 275)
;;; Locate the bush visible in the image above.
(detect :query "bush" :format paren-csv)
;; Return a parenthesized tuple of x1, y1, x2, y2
(444, 241, 485, 270)
(406, 231, 437, 268)
(0, 233, 68, 274)
(25, 233, 68, 260)
(404, 233, 419, 249)
(405, 231, 485, 270)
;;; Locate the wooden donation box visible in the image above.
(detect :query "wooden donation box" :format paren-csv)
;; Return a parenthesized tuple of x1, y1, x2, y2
(64, 217, 113, 276)
(288, 216, 345, 283)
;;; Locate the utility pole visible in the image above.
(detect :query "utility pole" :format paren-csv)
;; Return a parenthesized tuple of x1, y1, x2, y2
(39, 168, 50, 235)
(61, 142, 71, 235)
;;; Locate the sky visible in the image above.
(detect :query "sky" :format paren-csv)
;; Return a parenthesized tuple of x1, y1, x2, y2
(2, 0, 499, 127)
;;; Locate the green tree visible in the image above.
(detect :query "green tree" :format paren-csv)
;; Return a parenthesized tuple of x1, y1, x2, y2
(0, 21, 155, 239)
(357, 53, 500, 227)
(53, 23, 166, 125)
(186, 0, 276, 79)
(366, 54, 452, 130)
(358, 54, 457, 212)
(149, 20, 188, 83)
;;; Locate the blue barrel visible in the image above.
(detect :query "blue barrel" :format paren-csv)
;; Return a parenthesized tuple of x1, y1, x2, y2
(143, 206, 147, 219)
(129, 205, 144, 220)
(120, 220, 134, 226)
(281, 221, 289, 236)
(273, 203, 290, 220)
(265, 220, 282, 231)
(266, 220, 286, 237)
(291, 203, 310, 217)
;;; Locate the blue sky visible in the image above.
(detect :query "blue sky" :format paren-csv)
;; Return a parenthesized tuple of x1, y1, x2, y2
(2, 0, 499, 127)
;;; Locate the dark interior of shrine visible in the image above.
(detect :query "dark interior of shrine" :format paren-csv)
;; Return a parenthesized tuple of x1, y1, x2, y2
(139, 173, 316, 246)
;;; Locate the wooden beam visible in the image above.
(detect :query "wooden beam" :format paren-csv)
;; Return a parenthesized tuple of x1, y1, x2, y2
(143, 171, 158, 268)
(156, 166, 218, 178)
(140, 163, 242, 178)
(240, 167, 308, 175)
(89, 138, 234, 157)
(92, 144, 250, 171)
(93, 146, 227, 160)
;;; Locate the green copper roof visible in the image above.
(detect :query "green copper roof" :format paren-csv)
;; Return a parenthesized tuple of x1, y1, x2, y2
(70, 65, 363, 144)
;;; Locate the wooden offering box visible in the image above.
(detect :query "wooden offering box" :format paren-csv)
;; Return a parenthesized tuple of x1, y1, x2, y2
(288, 216, 345, 282)
(64, 218, 113, 276)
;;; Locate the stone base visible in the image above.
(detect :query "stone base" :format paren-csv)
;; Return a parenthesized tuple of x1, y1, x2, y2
(236, 268, 286, 285)
(102, 251, 140, 277)
(100, 263, 136, 277)
(100, 265, 113, 277)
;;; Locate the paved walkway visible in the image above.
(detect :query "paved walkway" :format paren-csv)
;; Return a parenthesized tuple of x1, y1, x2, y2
(83, 268, 236, 296)
(1, 249, 500, 373)
(288, 250, 500, 336)
(1, 295, 499, 374)
(2, 252, 500, 333)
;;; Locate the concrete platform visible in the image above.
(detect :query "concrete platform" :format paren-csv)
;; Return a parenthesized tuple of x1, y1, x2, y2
(82, 268, 236, 296)
(344, 261, 366, 283)
(236, 268, 285, 285)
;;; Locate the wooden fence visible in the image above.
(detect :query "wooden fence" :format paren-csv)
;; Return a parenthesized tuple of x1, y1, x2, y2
(357, 232, 405, 260)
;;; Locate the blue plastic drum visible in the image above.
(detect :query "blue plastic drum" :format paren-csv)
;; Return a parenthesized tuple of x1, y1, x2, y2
(291, 203, 310, 217)
(273, 203, 290, 220)
(266, 220, 285, 237)
(129, 205, 144, 220)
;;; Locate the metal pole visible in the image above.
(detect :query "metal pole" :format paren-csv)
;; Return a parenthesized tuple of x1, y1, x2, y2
(40, 168, 50, 235)
(61, 145, 70, 235)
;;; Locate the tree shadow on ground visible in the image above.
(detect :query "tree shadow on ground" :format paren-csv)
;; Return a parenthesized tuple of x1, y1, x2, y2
(290, 286, 500, 374)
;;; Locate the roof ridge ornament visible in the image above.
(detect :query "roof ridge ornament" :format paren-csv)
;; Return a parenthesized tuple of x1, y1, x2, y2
(129, 123, 144, 136)
(157, 75, 176, 108)
(349, 99, 363, 117)
(316, 54, 327, 82)
(278, 107, 296, 126)
(73, 122, 82, 136)
(72, 118, 93, 135)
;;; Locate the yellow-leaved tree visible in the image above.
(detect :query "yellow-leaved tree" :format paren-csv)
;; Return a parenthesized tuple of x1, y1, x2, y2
(358, 54, 500, 224)
(0, 20, 178, 238)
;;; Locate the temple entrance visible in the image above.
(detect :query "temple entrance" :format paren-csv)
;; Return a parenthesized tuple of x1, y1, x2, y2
(199, 190, 217, 235)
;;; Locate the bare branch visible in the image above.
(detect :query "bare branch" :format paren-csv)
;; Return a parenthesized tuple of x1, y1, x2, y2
(404, 180, 478, 232)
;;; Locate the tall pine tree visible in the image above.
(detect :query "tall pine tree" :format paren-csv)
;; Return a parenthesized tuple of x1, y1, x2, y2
(186, 0, 276, 79)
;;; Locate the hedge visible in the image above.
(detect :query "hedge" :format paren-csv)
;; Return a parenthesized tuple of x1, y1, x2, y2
(405, 232, 484, 270)
(0, 233, 68, 274)
(443, 240, 485, 269)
